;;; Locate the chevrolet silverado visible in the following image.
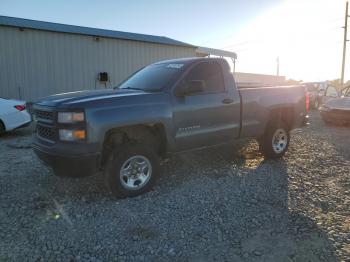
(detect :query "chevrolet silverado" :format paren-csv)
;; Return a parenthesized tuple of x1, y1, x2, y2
(33, 58, 308, 197)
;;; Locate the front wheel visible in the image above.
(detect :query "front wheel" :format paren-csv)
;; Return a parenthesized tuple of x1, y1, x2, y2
(104, 143, 160, 198)
(259, 122, 290, 159)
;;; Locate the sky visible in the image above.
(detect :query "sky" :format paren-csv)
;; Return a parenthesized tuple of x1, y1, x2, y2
(0, 0, 347, 82)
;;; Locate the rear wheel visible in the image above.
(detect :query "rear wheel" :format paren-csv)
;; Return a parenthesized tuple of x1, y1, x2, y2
(104, 143, 160, 198)
(259, 121, 290, 159)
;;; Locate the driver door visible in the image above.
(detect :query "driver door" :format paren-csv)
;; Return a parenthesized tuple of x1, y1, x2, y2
(171, 61, 240, 151)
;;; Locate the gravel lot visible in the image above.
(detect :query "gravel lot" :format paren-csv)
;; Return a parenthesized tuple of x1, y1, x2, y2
(0, 111, 349, 261)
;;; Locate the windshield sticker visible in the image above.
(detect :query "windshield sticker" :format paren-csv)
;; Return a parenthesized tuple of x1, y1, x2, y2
(166, 64, 184, 69)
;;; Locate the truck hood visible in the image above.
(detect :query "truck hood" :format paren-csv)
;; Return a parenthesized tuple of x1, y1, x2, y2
(35, 89, 147, 107)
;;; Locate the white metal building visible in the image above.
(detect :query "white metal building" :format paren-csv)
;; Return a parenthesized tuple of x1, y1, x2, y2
(0, 16, 197, 101)
(234, 72, 286, 87)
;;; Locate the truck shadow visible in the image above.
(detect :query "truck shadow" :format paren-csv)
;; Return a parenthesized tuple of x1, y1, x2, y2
(31, 139, 338, 260)
(156, 141, 338, 261)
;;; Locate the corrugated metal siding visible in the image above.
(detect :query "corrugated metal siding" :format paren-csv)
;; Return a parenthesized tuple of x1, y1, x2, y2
(0, 26, 196, 101)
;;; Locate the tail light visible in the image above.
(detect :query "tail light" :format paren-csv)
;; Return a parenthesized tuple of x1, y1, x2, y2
(305, 93, 310, 112)
(14, 105, 26, 111)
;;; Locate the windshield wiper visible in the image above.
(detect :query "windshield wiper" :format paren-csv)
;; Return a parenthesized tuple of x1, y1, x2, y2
(119, 86, 145, 91)
(120, 86, 161, 92)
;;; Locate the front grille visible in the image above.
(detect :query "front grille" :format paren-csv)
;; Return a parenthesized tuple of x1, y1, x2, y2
(37, 125, 56, 141)
(34, 109, 54, 121)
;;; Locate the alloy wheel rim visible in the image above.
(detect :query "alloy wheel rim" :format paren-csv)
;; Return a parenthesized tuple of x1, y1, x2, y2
(272, 128, 288, 154)
(120, 155, 152, 190)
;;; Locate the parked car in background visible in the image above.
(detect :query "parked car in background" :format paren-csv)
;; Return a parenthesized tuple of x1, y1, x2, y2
(302, 82, 328, 109)
(319, 86, 350, 126)
(0, 98, 31, 135)
(303, 83, 319, 109)
(319, 85, 340, 106)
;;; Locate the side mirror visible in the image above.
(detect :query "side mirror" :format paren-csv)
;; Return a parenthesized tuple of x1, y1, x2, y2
(176, 80, 205, 96)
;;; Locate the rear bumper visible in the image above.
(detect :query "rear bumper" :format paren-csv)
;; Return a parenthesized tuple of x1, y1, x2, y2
(14, 120, 31, 130)
(33, 142, 100, 177)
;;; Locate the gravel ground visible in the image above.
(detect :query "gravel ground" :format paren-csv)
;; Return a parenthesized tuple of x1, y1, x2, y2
(0, 111, 349, 261)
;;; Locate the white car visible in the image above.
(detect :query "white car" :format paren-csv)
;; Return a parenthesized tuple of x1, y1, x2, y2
(0, 98, 32, 135)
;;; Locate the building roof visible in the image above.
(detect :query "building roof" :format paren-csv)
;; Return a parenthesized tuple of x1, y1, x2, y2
(0, 15, 195, 48)
(196, 47, 237, 59)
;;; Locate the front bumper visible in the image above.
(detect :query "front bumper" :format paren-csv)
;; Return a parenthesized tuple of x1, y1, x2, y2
(14, 120, 31, 130)
(33, 130, 101, 177)
(33, 144, 100, 177)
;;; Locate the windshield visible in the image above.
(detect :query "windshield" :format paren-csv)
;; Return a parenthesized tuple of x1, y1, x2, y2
(116, 63, 185, 91)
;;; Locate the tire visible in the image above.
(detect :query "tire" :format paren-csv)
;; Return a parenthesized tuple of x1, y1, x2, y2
(259, 121, 290, 159)
(104, 143, 160, 198)
(0, 120, 5, 136)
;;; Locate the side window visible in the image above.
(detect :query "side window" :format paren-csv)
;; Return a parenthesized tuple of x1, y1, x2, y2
(184, 62, 225, 94)
(346, 87, 350, 97)
(325, 86, 338, 97)
(342, 87, 350, 96)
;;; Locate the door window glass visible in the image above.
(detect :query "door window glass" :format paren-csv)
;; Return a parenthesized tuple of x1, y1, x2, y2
(325, 86, 338, 97)
(341, 87, 350, 97)
(184, 62, 225, 93)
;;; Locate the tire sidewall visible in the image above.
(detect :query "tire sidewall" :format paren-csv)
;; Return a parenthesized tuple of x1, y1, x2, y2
(105, 144, 159, 198)
(260, 122, 290, 159)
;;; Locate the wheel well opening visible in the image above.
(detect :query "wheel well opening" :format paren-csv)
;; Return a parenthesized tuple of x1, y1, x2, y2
(267, 107, 295, 131)
(0, 119, 5, 131)
(100, 124, 167, 168)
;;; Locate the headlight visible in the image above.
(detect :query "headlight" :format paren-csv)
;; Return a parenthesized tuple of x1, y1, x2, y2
(58, 112, 84, 123)
(59, 129, 86, 141)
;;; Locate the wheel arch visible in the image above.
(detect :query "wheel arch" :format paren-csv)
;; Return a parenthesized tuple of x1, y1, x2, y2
(265, 106, 295, 133)
(0, 118, 6, 132)
(100, 123, 167, 168)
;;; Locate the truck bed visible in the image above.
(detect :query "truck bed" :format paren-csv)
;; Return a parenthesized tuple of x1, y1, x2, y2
(239, 85, 306, 138)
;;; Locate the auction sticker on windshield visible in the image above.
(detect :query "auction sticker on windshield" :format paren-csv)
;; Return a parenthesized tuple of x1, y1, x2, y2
(166, 64, 184, 69)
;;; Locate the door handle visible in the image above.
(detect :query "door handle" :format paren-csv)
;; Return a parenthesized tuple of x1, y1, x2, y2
(222, 98, 233, 104)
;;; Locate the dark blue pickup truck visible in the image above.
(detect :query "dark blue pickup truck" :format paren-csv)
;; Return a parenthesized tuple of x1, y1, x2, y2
(33, 57, 308, 198)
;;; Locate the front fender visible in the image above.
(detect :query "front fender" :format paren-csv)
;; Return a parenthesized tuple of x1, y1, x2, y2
(86, 103, 173, 151)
